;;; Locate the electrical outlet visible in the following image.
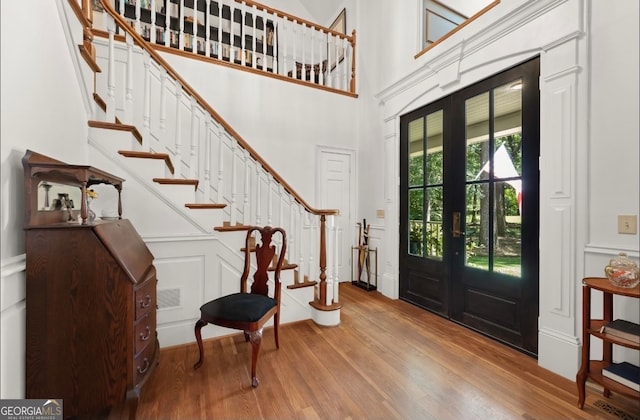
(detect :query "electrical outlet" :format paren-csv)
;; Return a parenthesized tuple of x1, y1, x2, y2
(617, 215, 637, 235)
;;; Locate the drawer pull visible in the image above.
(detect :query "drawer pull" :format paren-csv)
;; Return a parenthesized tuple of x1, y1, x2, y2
(139, 295, 152, 309)
(140, 326, 151, 341)
(137, 358, 150, 374)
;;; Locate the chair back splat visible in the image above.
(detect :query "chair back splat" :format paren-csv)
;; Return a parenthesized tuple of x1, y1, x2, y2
(193, 226, 287, 388)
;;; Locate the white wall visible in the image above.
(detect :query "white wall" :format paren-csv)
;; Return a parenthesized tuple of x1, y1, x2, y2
(0, 0, 90, 398)
(583, 0, 639, 366)
(162, 53, 359, 202)
(588, 1, 639, 251)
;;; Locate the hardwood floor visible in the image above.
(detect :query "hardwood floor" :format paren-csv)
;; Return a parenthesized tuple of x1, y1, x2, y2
(136, 283, 639, 419)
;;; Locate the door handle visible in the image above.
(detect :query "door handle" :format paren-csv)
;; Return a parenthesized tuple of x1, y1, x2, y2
(452, 212, 465, 238)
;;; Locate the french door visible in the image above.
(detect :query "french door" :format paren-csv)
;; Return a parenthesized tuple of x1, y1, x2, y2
(399, 57, 540, 355)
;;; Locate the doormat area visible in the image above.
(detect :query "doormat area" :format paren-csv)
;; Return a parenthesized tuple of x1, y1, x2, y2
(594, 400, 640, 420)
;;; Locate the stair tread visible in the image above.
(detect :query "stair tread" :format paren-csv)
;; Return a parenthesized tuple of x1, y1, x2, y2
(287, 280, 317, 289)
(153, 178, 199, 189)
(269, 263, 298, 271)
(185, 203, 227, 209)
(119, 151, 175, 175)
(214, 223, 251, 232)
(88, 120, 142, 145)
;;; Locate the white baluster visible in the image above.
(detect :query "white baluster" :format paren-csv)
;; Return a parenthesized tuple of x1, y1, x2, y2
(230, 2, 235, 63)
(278, 184, 284, 228)
(288, 194, 294, 266)
(341, 37, 349, 91)
(204, 0, 211, 56)
(192, 0, 198, 54)
(255, 164, 262, 225)
(281, 17, 288, 77)
(216, 124, 224, 203)
(216, 1, 222, 59)
(259, 8, 267, 72)
(301, 24, 307, 81)
(150, 0, 156, 43)
(189, 98, 198, 178)
(159, 68, 167, 149)
(324, 31, 330, 88)
(267, 174, 273, 226)
(240, 4, 246, 66)
(179, 0, 185, 51)
(142, 52, 151, 151)
(163, 0, 170, 46)
(134, 0, 141, 33)
(272, 16, 278, 74)
(125, 34, 134, 124)
(332, 215, 340, 302)
(243, 150, 250, 224)
(310, 25, 315, 83)
(174, 84, 182, 157)
(230, 141, 238, 226)
(251, 4, 257, 69)
(306, 213, 320, 287)
(333, 35, 340, 88)
(326, 215, 335, 305)
(317, 29, 324, 85)
(106, 16, 116, 123)
(298, 205, 304, 283)
(290, 19, 296, 78)
(203, 119, 212, 202)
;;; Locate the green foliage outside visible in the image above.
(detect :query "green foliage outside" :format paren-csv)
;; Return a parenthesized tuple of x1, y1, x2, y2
(408, 134, 523, 276)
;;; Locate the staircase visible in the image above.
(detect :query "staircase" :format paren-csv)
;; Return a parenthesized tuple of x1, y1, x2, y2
(59, 0, 343, 347)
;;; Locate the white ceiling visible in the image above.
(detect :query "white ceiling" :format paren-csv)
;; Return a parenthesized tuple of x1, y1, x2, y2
(297, 0, 344, 26)
(296, 0, 494, 27)
(443, 0, 495, 18)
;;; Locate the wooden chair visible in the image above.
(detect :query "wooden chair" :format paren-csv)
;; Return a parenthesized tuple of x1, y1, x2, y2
(193, 226, 287, 387)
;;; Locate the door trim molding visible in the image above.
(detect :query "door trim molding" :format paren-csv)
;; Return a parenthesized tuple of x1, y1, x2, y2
(315, 145, 357, 282)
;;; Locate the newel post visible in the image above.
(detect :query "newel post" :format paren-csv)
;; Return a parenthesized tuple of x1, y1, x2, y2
(349, 30, 356, 94)
(318, 214, 327, 304)
(310, 212, 342, 325)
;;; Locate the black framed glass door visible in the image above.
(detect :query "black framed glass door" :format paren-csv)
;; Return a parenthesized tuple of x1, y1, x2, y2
(400, 57, 540, 355)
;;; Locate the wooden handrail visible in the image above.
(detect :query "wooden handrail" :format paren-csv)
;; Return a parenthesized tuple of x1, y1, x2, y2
(234, 0, 354, 41)
(97, 0, 338, 217)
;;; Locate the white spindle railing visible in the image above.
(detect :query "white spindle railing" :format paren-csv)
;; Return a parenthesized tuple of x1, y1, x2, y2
(78, 0, 343, 313)
(110, 0, 355, 94)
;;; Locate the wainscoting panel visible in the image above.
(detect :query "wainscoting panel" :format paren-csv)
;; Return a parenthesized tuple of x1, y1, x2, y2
(1, 255, 26, 399)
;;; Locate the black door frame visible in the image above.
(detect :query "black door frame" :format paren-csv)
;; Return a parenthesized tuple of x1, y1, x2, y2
(399, 57, 540, 355)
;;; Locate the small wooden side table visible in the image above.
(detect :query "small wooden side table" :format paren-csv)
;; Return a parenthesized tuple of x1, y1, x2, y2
(576, 277, 640, 408)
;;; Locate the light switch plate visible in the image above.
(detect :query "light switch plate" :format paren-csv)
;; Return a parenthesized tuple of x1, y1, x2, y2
(617, 215, 637, 234)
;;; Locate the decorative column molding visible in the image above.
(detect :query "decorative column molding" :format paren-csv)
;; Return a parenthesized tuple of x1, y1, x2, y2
(381, 116, 399, 299)
(537, 27, 590, 380)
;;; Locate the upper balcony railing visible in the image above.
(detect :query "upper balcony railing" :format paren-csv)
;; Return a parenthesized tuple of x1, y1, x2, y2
(98, 0, 357, 95)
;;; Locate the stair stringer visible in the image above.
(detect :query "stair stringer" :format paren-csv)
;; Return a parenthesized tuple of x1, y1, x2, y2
(55, 0, 96, 119)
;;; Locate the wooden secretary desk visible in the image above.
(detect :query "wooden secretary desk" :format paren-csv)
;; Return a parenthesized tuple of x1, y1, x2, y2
(23, 150, 158, 419)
